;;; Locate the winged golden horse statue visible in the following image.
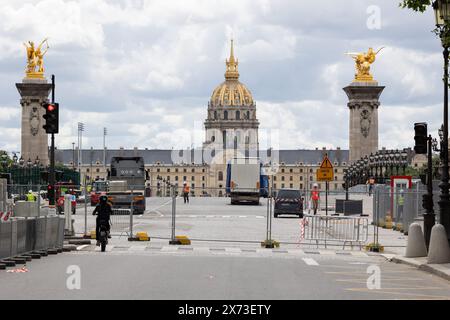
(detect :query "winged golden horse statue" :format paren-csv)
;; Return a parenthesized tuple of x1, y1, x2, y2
(345, 47, 384, 82)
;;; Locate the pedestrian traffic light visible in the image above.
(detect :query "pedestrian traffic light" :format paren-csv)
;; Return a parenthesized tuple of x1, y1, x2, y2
(414, 122, 428, 154)
(42, 102, 59, 134)
(47, 184, 55, 206)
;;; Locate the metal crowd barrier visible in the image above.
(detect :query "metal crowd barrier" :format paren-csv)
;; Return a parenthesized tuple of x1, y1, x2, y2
(301, 214, 369, 249)
(0, 216, 65, 260)
(110, 208, 132, 237)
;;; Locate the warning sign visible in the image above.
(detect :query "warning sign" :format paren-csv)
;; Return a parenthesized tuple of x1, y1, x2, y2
(316, 155, 334, 182)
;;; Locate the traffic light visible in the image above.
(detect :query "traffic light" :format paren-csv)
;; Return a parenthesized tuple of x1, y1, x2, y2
(414, 122, 428, 154)
(42, 102, 59, 134)
(422, 194, 433, 212)
(47, 184, 55, 206)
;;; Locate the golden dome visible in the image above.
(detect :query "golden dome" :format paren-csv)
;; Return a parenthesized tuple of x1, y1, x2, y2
(210, 40, 254, 107)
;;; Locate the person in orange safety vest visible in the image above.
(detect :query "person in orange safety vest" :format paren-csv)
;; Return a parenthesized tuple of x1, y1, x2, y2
(183, 182, 190, 204)
(310, 184, 320, 215)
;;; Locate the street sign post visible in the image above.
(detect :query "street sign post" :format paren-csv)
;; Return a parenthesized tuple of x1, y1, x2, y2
(317, 155, 334, 216)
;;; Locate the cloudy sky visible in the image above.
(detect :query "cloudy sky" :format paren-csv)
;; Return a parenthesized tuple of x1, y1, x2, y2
(0, 0, 444, 152)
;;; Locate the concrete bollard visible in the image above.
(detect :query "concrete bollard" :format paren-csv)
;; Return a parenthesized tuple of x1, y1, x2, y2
(405, 223, 427, 258)
(427, 224, 450, 264)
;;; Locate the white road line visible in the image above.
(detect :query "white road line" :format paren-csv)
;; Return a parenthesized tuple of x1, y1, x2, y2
(161, 246, 179, 252)
(318, 250, 337, 255)
(255, 216, 265, 219)
(222, 216, 231, 218)
(225, 248, 242, 253)
(302, 258, 319, 266)
(188, 215, 198, 218)
(129, 246, 146, 251)
(287, 249, 305, 255)
(76, 245, 90, 251)
(239, 216, 247, 218)
(351, 252, 369, 257)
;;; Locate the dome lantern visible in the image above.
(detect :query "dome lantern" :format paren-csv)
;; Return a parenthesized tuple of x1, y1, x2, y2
(210, 40, 254, 108)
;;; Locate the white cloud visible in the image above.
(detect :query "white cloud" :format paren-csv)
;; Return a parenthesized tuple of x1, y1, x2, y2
(0, 0, 444, 154)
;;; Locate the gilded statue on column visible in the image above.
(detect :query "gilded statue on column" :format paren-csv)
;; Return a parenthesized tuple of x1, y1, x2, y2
(346, 47, 384, 82)
(23, 39, 49, 79)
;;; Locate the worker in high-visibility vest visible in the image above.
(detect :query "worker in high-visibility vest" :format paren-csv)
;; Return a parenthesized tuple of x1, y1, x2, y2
(26, 190, 36, 202)
(397, 190, 405, 220)
(310, 184, 320, 215)
(183, 182, 190, 204)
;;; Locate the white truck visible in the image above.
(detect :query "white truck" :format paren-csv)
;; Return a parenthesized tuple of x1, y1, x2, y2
(226, 157, 261, 205)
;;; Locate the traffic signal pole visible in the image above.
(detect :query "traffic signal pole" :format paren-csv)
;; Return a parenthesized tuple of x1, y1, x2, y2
(49, 75, 56, 206)
(424, 135, 435, 250)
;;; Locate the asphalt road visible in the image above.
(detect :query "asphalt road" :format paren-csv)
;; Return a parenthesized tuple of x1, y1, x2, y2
(72, 196, 374, 248)
(1, 248, 450, 300)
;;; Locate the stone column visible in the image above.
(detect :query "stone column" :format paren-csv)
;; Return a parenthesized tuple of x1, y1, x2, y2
(16, 78, 52, 167)
(343, 82, 385, 164)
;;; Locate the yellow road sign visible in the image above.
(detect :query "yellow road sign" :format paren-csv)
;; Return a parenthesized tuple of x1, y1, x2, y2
(317, 155, 334, 182)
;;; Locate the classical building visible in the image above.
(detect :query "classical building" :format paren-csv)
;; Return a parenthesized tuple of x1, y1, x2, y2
(54, 41, 350, 196)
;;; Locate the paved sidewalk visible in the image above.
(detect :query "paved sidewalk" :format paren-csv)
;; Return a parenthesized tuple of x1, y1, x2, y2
(375, 225, 450, 283)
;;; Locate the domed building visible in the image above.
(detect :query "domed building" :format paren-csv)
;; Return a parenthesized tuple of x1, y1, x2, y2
(204, 40, 259, 158)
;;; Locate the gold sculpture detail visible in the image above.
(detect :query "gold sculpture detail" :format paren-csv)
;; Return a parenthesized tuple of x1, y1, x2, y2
(23, 39, 49, 79)
(346, 47, 384, 82)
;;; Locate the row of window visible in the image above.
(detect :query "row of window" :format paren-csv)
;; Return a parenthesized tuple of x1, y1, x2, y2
(274, 183, 342, 190)
(155, 168, 206, 173)
(157, 176, 207, 182)
(212, 110, 252, 120)
(274, 175, 341, 182)
(279, 168, 342, 174)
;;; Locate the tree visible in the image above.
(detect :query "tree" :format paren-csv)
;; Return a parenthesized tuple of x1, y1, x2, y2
(400, 0, 432, 12)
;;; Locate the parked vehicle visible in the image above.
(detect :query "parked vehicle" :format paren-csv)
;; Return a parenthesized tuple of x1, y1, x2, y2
(274, 189, 304, 218)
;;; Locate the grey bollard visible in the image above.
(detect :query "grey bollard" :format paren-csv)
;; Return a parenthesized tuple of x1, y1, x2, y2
(427, 224, 450, 264)
(405, 223, 427, 258)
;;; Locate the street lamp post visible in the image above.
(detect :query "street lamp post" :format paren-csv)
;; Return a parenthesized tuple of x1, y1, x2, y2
(401, 149, 409, 175)
(433, 0, 450, 241)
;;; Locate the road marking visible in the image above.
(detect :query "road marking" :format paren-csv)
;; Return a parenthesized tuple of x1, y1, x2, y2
(318, 250, 336, 255)
(351, 252, 369, 257)
(225, 248, 242, 253)
(161, 246, 179, 252)
(76, 245, 89, 251)
(302, 258, 319, 266)
(222, 216, 231, 218)
(345, 288, 450, 300)
(188, 215, 198, 218)
(256, 216, 265, 219)
(287, 249, 305, 255)
(239, 216, 247, 218)
(129, 246, 146, 251)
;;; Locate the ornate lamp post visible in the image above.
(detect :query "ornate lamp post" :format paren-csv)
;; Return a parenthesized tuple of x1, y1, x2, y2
(394, 150, 401, 176)
(433, 0, 450, 240)
(0, 154, 8, 172)
(401, 149, 408, 174)
(369, 153, 375, 178)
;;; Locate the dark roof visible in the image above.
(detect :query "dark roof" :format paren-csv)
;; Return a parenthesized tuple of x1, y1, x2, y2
(55, 148, 349, 166)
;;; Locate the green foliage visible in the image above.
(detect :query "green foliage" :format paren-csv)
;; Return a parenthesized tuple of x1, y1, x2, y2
(400, 0, 432, 12)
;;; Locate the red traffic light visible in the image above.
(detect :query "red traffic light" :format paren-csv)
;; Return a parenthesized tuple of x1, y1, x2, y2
(47, 104, 56, 112)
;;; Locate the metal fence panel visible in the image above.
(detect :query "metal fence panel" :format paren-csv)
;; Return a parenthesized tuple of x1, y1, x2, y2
(302, 214, 368, 249)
